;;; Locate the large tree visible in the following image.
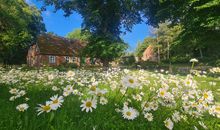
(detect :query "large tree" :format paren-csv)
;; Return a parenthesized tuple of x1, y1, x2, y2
(153, 22, 182, 60)
(0, 0, 45, 64)
(40, 0, 141, 65)
(139, 0, 220, 59)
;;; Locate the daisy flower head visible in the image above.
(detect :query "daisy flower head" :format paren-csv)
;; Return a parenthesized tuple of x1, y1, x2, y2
(144, 112, 153, 121)
(210, 105, 220, 118)
(141, 101, 151, 111)
(190, 58, 198, 63)
(122, 106, 139, 120)
(202, 90, 214, 103)
(172, 111, 181, 123)
(100, 97, 108, 105)
(158, 88, 168, 98)
(16, 103, 29, 112)
(66, 70, 75, 78)
(48, 74, 54, 81)
(95, 89, 108, 97)
(121, 75, 139, 88)
(184, 78, 193, 87)
(164, 118, 174, 130)
(9, 88, 19, 94)
(52, 86, 59, 91)
(50, 95, 64, 110)
(37, 101, 52, 115)
(80, 98, 97, 112)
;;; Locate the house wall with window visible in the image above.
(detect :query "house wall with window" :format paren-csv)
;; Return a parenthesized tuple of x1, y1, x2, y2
(26, 34, 99, 67)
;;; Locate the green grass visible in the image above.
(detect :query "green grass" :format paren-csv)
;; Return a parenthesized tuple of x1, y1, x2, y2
(0, 68, 220, 130)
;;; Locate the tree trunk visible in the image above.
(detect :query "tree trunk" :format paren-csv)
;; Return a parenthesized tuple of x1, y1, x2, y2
(157, 47, 160, 63)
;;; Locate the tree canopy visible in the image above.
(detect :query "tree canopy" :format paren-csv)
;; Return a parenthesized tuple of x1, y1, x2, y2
(140, 0, 220, 59)
(66, 29, 90, 40)
(0, 0, 45, 64)
(40, 0, 220, 62)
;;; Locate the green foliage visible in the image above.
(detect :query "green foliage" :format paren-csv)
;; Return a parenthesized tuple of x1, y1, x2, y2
(135, 37, 156, 57)
(0, 0, 45, 64)
(170, 55, 191, 64)
(66, 29, 90, 40)
(120, 55, 136, 66)
(82, 35, 128, 66)
(140, 0, 220, 59)
(154, 22, 182, 60)
(57, 63, 78, 71)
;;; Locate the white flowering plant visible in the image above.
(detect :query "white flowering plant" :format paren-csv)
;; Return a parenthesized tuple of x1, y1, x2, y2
(0, 67, 219, 130)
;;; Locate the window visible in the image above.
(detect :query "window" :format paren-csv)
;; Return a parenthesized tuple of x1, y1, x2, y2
(49, 56, 56, 63)
(65, 56, 69, 63)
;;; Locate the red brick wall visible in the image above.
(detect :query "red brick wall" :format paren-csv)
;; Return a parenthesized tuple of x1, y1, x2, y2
(27, 45, 92, 67)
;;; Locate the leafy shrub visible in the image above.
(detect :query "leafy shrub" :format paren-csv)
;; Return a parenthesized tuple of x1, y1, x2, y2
(170, 55, 190, 64)
(120, 56, 136, 66)
(215, 59, 220, 67)
(57, 63, 78, 71)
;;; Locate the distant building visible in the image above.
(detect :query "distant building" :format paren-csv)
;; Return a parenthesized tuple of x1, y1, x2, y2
(27, 34, 86, 67)
(142, 45, 157, 62)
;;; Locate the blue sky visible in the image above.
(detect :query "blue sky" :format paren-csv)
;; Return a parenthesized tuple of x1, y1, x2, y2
(26, 0, 151, 51)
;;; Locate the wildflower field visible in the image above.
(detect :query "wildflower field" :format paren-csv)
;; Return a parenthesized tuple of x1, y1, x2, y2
(0, 67, 220, 130)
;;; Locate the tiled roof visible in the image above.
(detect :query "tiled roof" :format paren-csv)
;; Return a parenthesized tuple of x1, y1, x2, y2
(36, 34, 85, 56)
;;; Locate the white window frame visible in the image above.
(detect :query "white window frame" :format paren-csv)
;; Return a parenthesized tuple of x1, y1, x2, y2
(49, 55, 56, 63)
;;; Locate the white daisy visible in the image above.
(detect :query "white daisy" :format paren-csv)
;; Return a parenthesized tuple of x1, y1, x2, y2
(144, 112, 153, 121)
(172, 111, 181, 123)
(9, 88, 19, 94)
(158, 88, 168, 98)
(100, 97, 108, 105)
(50, 95, 64, 110)
(16, 103, 29, 112)
(190, 58, 198, 63)
(122, 106, 139, 120)
(66, 70, 75, 78)
(37, 101, 52, 115)
(202, 90, 213, 103)
(164, 118, 174, 130)
(80, 98, 97, 112)
(121, 75, 139, 88)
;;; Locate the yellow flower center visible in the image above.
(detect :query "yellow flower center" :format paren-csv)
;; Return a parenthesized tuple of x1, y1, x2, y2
(160, 91, 165, 96)
(186, 81, 190, 85)
(43, 105, 51, 111)
(20, 107, 25, 112)
(129, 79, 134, 84)
(53, 99, 58, 104)
(90, 86, 96, 91)
(203, 93, 209, 99)
(144, 103, 149, 108)
(215, 107, 220, 112)
(86, 101, 92, 107)
(126, 111, 131, 116)
(97, 92, 102, 96)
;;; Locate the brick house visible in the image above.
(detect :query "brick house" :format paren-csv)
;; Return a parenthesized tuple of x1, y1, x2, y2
(142, 45, 158, 62)
(27, 34, 86, 67)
